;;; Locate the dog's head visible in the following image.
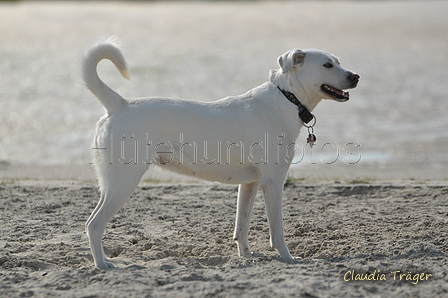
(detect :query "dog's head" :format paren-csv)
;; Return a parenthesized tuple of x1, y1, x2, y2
(274, 48, 359, 105)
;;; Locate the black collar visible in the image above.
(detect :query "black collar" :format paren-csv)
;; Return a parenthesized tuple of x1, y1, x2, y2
(277, 86, 314, 124)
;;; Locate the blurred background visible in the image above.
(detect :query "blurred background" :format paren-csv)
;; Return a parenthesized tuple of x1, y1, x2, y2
(0, 1, 447, 181)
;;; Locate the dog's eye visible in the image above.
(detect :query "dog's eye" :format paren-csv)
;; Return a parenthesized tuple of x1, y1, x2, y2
(323, 62, 333, 68)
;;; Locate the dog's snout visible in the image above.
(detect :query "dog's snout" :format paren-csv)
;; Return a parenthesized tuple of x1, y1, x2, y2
(349, 73, 360, 84)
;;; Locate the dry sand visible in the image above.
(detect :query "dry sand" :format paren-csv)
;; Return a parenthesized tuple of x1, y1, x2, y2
(1, 180, 447, 297)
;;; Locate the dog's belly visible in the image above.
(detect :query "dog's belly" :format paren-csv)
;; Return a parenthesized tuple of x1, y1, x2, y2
(156, 153, 261, 184)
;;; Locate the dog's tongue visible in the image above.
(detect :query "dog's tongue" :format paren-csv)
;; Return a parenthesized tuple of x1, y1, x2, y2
(333, 87, 348, 97)
(322, 84, 350, 100)
(331, 85, 349, 99)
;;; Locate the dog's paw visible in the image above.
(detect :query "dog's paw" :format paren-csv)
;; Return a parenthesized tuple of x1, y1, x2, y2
(236, 245, 253, 257)
(97, 261, 117, 270)
(277, 256, 303, 264)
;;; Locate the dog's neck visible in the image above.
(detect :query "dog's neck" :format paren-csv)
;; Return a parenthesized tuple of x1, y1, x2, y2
(269, 69, 322, 112)
(276, 86, 314, 124)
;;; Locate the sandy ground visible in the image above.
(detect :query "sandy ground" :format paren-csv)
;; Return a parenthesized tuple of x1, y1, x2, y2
(1, 180, 447, 297)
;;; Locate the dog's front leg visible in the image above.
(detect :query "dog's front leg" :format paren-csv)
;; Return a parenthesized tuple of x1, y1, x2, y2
(261, 180, 293, 259)
(233, 181, 260, 257)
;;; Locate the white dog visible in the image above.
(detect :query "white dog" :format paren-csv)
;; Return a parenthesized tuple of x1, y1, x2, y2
(83, 37, 359, 269)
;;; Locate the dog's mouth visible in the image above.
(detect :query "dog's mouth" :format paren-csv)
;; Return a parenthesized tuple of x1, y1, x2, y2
(321, 84, 350, 102)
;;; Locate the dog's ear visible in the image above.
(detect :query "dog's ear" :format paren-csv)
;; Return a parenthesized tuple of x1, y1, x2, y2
(277, 49, 306, 74)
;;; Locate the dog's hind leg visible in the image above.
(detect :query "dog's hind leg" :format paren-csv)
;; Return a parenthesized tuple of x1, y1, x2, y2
(233, 181, 260, 257)
(86, 163, 149, 269)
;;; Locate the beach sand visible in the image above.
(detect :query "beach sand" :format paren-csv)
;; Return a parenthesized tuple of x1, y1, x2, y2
(1, 180, 447, 297)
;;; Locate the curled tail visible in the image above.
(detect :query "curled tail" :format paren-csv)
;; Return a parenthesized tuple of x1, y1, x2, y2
(82, 37, 130, 114)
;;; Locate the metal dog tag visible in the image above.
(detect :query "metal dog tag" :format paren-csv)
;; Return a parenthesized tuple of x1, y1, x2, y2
(307, 133, 316, 148)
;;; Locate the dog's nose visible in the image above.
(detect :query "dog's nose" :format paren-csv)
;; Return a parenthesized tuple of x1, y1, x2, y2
(349, 73, 360, 83)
